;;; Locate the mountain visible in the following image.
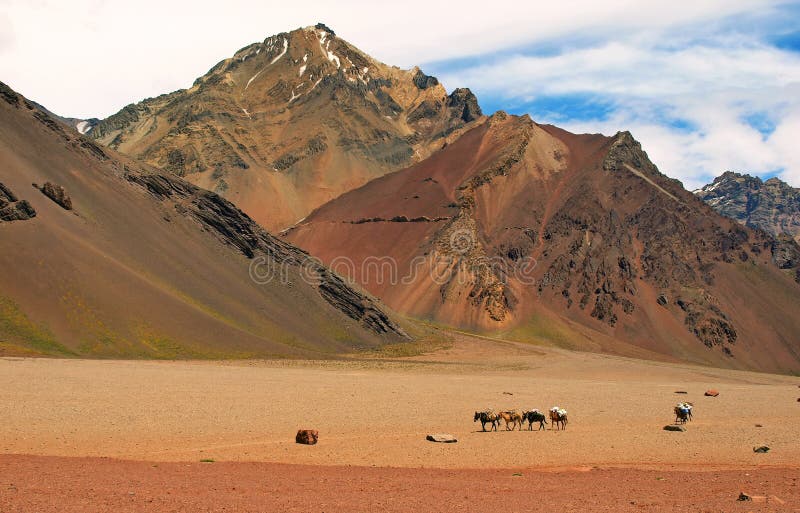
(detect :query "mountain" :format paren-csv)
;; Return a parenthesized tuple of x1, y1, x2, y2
(88, 24, 482, 232)
(0, 81, 407, 358)
(30, 25, 800, 373)
(285, 113, 800, 373)
(695, 171, 800, 244)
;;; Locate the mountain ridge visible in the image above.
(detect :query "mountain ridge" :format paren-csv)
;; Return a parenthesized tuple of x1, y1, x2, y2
(0, 80, 408, 358)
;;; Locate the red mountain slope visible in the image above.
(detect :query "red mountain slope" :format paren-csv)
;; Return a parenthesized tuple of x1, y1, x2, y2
(287, 113, 800, 373)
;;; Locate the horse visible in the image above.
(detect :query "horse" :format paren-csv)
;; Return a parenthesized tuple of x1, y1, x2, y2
(549, 407, 568, 430)
(474, 409, 500, 431)
(674, 402, 693, 424)
(523, 410, 548, 430)
(498, 410, 525, 431)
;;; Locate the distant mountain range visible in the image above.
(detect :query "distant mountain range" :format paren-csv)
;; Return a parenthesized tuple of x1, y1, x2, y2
(3, 25, 799, 372)
(695, 171, 800, 244)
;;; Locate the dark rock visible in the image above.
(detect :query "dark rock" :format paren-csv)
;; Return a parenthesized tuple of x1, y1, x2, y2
(771, 236, 800, 269)
(0, 199, 36, 222)
(447, 88, 482, 123)
(656, 294, 668, 306)
(126, 171, 408, 339)
(704, 390, 720, 397)
(663, 425, 686, 432)
(314, 23, 335, 35)
(38, 182, 73, 210)
(0, 81, 20, 106)
(674, 391, 688, 394)
(78, 139, 109, 161)
(412, 69, 439, 90)
(407, 99, 443, 124)
(737, 492, 752, 501)
(0, 182, 18, 203)
(0, 183, 36, 222)
(753, 445, 770, 453)
(426, 433, 457, 443)
(295, 429, 319, 445)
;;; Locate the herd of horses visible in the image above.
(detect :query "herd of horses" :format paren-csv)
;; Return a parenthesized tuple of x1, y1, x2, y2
(475, 403, 694, 432)
(473, 408, 568, 432)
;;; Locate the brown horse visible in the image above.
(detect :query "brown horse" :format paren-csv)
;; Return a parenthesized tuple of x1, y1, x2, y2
(498, 410, 524, 431)
(549, 408, 568, 430)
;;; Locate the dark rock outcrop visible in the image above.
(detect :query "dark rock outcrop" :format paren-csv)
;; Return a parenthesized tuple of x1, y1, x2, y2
(126, 171, 408, 338)
(314, 22, 334, 35)
(37, 182, 73, 210)
(0, 199, 36, 222)
(0, 182, 18, 203)
(447, 88, 482, 123)
(412, 69, 440, 90)
(0, 182, 36, 222)
(771, 235, 800, 269)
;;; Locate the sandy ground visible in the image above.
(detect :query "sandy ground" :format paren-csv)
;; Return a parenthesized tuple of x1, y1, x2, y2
(2, 456, 798, 513)
(1, 337, 798, 468)
(1, 336, 799, 510)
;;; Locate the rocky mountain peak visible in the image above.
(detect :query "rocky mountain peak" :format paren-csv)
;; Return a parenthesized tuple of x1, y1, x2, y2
(696, 172, 800, 243)
(87, 27, 484, 232)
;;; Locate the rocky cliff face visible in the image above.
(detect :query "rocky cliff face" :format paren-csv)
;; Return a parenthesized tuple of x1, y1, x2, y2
(695, 171, 800, 243)
(88, 25, 482, 231)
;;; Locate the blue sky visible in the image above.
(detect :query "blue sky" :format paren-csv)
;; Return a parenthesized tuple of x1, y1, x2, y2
(423, 1, 800, 189)
(1, 0, 799, 188)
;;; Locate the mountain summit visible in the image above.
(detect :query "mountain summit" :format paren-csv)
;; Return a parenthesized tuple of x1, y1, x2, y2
(695, 171, 800, 244)
(89, 25, 482, 231)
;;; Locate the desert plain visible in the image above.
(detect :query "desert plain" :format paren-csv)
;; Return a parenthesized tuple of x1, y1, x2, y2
(1, 332, 798, 512)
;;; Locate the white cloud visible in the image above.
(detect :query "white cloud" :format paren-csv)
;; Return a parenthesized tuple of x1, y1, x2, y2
(0, 0, 787, 118)
(438, 35, 800, 188)
(0, 0, 797, 188)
